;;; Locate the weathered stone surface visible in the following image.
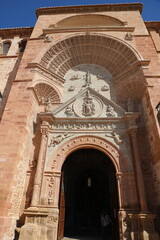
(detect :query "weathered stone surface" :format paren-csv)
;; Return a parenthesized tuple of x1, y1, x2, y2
(0, 3, 160, 240)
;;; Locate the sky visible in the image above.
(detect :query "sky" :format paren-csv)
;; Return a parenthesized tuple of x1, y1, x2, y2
(0, 0, 160, 28)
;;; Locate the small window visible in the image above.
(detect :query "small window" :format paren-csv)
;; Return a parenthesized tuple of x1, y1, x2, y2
(19, 40, 27, 52)
(3, 41, 11, 54)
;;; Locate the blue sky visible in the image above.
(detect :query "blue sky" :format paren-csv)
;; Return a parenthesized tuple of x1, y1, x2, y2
(0, 0, 160, 28)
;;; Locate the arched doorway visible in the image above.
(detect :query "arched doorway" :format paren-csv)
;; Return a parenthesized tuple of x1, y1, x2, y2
(58, 148, 119, 240)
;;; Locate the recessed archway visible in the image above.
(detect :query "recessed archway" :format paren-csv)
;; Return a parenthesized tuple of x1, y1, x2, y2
(40, 34, 141, 79)
(58, 148, 119, 240)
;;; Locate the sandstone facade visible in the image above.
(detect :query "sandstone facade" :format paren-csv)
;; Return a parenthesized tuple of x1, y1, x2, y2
(0, 3, 160, 240)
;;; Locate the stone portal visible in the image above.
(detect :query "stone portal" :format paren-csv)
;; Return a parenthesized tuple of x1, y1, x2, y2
(60, 148, 119, 240)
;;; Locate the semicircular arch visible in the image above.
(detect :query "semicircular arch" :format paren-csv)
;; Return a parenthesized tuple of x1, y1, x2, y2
(54, 14, 124, 28)
(51, 135, 130, 173)
(40, 33, 142, 79)
(33, 82, 61, 104)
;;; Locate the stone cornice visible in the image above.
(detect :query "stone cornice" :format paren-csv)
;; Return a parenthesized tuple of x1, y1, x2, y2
(0, 27, 33, 38)
(43, 26, 135, 34)
(145, 21, 160, 30)
(36, 3, 143, 16)
(0, 54, 18, 58)
(112, 60, 150, 83)
(27, 62, 65, 85)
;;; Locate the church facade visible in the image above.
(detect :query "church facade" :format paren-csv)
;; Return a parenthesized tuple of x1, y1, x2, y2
(0, 3, 160, 240)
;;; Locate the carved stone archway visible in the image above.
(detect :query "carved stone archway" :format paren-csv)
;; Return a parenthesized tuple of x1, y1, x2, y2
(52, 135, 124, 173)
(40, 34, 141, 79)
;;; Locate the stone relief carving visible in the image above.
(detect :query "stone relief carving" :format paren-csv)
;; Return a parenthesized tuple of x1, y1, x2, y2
(112, 132, 123, 144)
(73, 92, 103, 118)
(101, 85, 109, 91)
(83, 71, 92, 87)
(44, 35, 53, 43)
(48, 132, 72, 147)
(8, 155, 29, 216)
(82, 90, 95, 116)
(48, 176, 55, 205)
(96, 75, 106, 81)
(125, 33, 133, 41)
(70, 74, 81, 81)
(47, 214, 58, 224)
(3, 219, 17, 240)
(64, 106, 75, 117)
(105, 132, 123, 145)
(106, 105, 116, 117)
(105, 132, 130, 147)
(51, 122, 124, 130)
(51, 136, 120, 169)
(68, 86, 75, 91)
(44, 98, 52, 112)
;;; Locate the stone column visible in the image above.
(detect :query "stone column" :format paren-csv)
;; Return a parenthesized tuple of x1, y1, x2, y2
(53, 172, 61, 208)
(31, 121, 49, 206)
(116, 173, 122, 210)
(129, 127, 148, 212)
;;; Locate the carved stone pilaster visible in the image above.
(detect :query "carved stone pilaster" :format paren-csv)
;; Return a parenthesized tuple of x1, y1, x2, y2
(47, 175, 56, 206)
(139, 214, 160, 240)
(31, 121, 49, 206)
(18, 206, 60, 240)
(128, 126, 148, 212)
(118, 212, 160, 240)
(116, 173, 122, 210)
(118, 210, 131, 240)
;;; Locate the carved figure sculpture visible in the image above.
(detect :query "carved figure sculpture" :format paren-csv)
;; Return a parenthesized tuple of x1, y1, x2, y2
(113, 132, 123, 144)
(101, 85, 109, 91)
(48, 132, 71, 147)
(83, 71, 92, 87)
(106, 105, 116, 117)
(45, 98, 52, 112)
(125, 33, 133, 41)
(70, 75, 80, 81)
(65, 106, 74, 117)
(68, 86, 75, 91)
(44, 35, 53, 43)
(82, 91, 95, 116)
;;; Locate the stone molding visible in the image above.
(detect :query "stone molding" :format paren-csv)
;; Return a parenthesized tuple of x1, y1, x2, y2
(40, 34, 140, 78)
(36, 3, 142, 16)
(43, 26, 135, 34)
(27, 62, 65, 86)
(50, 135, 127, 172)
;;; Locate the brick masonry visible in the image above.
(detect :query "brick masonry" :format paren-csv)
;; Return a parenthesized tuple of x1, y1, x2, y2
(0, 3, 160, 240)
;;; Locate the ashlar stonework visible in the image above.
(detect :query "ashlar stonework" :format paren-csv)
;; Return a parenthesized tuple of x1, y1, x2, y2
(0, 3, 160, 240)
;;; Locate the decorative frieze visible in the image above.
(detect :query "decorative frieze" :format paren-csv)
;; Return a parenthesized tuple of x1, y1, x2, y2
(8, 155, 29, 217)
(82, 90, 95, 116)
(48, 132, 72, 147)
(51, 122, 124, 131)
(51, 136, 120, 170)
(47, 176, 55, 205)
(106, 105, 117, 117)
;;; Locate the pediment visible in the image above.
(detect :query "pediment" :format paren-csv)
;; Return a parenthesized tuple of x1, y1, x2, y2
(52, 87, 125, 118)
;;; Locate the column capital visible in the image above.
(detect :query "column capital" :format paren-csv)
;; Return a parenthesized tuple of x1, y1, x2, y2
(128, 127, 138, 138)
(116, 172, 122, 181)
(40, 121, 50, 137)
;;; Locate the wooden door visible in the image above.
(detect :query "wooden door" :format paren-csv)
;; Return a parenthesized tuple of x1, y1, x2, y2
(58, 173, 65, 240)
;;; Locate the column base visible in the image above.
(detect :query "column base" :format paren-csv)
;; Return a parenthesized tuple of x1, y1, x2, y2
(118, 210, 160, 240)
(18, 207, 59, 240)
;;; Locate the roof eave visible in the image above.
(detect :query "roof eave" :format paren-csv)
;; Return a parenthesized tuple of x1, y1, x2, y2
(36, 3, 143, 17)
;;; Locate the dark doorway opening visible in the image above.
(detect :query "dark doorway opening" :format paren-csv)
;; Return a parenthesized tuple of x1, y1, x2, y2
(59, 148, 119, 240)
